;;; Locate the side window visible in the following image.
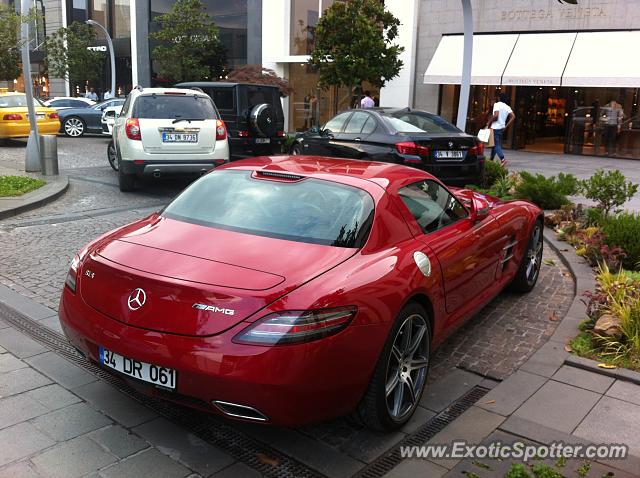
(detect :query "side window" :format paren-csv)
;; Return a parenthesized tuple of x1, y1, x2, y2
(70, 100, 87, 107)
(53, 100, 68, 107)
(323, 112, 351, 134)
(120, 94, 133, 116)
(344, 111, 370, 134)
(398, 180, 468, 234)
(361, 116, 377, 134)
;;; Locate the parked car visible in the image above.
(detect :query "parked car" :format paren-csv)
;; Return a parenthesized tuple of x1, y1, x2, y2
(58, 98, 125, 137)
(175, 82, 285, 158)
(44, 97, 96, 109)
(59, 155, 543, 430)
(101, 105, 123, 135)
(0, 92, 60, 139)
(111, 87, 229, 191)
(291, 108, 485, 185)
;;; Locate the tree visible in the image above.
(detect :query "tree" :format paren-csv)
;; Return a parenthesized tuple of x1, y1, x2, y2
(150, 0, 226, 83)
(308, 0, 403, 102)
(44, 22, 104, 87)
(0, 5, 40, 82)
(226, 65, 293, 97)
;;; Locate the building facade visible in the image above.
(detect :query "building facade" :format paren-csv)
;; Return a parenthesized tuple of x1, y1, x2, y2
(413, 0, 640, 160)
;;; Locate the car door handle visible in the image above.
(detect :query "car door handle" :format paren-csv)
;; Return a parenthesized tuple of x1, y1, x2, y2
(354, 137, 361, 141)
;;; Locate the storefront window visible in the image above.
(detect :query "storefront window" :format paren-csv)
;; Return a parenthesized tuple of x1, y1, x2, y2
(113, 0, 130, 39)
(89, 0, 108, 29)
(290, 0, 319, 55)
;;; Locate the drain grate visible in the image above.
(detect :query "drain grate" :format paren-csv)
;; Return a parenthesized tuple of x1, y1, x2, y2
(0, 306, 326, 478)
(353, 385, 490, 478)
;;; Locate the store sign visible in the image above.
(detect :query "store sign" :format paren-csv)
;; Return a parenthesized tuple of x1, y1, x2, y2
(501, 6, 606, 21)
(87, 46, 107, 52)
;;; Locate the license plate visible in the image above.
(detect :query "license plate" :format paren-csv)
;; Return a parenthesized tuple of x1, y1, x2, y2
(255, 138, 270, 144)
(435, 150, 465, 159)
(162, 133, 198, 143)
(99, 347, 176, 389)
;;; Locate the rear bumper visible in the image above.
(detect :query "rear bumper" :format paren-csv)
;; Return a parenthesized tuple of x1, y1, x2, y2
(228, 137, 284, 158)
(58, 287, 377, 426)
(120, 160, 224, 177)
(399, 154, 484, 185)
(0, 120, 60, 138)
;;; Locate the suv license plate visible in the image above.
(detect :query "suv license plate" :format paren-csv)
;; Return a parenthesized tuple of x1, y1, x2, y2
(255, 138, 270, 144)
(435, 150, 464, 159)
(99, 347, 176, 389)
(162, 133, 198, 143)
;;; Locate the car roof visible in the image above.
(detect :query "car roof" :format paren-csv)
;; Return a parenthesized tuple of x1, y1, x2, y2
(136, 87, 209, 96)
(219, 155, 435, 193)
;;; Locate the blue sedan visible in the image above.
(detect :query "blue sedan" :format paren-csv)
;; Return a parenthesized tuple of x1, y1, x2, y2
(59, 99, 125, 137)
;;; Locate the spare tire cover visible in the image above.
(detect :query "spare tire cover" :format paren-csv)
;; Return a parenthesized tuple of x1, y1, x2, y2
(249, 103, 277, 137)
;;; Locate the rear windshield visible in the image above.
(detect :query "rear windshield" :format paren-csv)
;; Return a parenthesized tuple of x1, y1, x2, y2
(0, 95, 43, 108)
(384, 112, 460, 134)
(162, 170, 374, 248)
(132, 94, 217, 120)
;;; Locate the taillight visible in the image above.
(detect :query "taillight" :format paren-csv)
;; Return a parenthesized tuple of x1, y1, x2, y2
(395, 141, 430, 163)
(125, 118, 141, 140)
(216, 119, 227, 140)
(49, 112, 59, 119)
(233, 306, 357, 346)
(238, 130, 249, 137)
(469, 142, 484, 157)
(276, 130, 285, 137)
(3, 114, 23, 121)
(65, 254, 80, 293)
(214, 158, 226, 166)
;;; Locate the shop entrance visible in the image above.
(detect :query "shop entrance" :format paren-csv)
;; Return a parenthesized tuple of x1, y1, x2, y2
(513, 86, 567, 154)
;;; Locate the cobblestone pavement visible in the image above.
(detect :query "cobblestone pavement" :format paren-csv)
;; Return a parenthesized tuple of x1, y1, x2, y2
(0, 138, 577, 477)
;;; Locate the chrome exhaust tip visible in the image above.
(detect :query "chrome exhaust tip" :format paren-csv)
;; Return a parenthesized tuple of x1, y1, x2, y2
(153, 170, 161, 178)
(212, 400, 268, 422)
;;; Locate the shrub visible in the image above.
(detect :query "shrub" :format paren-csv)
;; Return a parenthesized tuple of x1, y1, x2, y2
(482, 159, 507, 188)
(602, 212, 640, 270)
(513, 171, 578, 210)
(580, 169, 638, 216)
(572, 229, 626, 270)
(584, 207, 605, 227)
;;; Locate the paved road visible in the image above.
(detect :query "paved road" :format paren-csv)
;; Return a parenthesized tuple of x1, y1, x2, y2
(0, 137, 575, 477)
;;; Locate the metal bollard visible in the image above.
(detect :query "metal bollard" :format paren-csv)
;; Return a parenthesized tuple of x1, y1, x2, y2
(39, 135, 59, 176)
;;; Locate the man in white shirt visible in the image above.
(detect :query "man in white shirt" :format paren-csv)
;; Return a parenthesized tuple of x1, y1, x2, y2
(486, 92, 515, 167)
(85, 88, 99, 102)
(103, 89, 114, 100)
(360, 91, 375, 108)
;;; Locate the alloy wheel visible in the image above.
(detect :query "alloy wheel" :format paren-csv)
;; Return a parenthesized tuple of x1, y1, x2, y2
(107, 142, 118, 171)
(385, 314, 430, 422)
(64, 118, 84, 137)
(525, 224, 543, 285)
(291, 144, 302, 155)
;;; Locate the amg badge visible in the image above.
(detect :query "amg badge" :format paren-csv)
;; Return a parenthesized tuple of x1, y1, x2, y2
(192, 303, 235, 316)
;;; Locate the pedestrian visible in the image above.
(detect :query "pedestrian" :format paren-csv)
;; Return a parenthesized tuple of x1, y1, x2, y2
(85, 87, 98, 102)
(360, 90, 375, 108)
(485, 92, 515, 168)
(103, 89, 114, 100)
(602, 98, 624, 156)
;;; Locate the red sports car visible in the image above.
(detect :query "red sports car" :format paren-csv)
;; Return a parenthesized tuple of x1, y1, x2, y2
(59, 156, 543, 430)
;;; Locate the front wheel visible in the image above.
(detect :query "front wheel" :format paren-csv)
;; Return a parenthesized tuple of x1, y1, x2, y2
(356, 302, 432, 431)
(63, 117, 85, 137)
(290, 143, 302, 155)
(509, 219, 543, 292)
(107, 141, 118, 171)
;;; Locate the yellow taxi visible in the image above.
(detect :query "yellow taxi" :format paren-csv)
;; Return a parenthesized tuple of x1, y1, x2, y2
(0, 92, 60, 139)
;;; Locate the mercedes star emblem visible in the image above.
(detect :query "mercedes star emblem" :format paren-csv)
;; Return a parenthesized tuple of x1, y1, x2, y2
(127, 288, 147, 311)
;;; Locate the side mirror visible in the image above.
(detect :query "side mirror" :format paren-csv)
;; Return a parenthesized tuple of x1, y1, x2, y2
(468, 195, 490, 223)
(309, 126, 320, 134)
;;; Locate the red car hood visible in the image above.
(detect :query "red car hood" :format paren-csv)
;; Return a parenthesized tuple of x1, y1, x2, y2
(80, 215, 357, 336)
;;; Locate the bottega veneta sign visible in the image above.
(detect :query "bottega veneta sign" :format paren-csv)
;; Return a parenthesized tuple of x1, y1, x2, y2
(501, 6, 606, 21)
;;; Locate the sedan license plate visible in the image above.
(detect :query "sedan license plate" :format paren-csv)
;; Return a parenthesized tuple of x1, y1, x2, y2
(162, 133, 198, 143)
(99, 347, 176, 389)
(255, 138, 270, 144)
(435, 150, 465, 159)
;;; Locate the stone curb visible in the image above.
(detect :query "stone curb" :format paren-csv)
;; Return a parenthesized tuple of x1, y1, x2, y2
(564, 354, 640, 385)
(0, 175, 69, 220)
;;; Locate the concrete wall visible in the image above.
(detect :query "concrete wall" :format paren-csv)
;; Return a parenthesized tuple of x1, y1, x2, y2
(43, 0, 66, 97)
(414, 0, 640, 114)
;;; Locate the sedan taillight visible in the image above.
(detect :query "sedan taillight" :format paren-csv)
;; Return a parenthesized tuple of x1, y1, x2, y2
(216, 119, 227, 140)
(49, 112, 59, 119)
(469, 142, 484, 157)
(65, 254, 80, 293)
(233, 306, 357, 346)
(3, 114, 23, 121)
(395, 141, 430, 163)
(125, 118, 141, 140)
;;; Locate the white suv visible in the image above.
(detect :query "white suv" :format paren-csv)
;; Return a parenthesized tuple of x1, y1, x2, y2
(112, 87, 230, 191)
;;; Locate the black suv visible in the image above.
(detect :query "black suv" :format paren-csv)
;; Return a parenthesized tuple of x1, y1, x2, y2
(175, 82, 285, 158)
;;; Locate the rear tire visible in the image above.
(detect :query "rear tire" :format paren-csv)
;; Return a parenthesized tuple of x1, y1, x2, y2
(107, 141, 118, 171)
(118, 160, 136, 192)
(356, 302, 431, 431)
(291, 143, 302, 155)
(509, 219, 543, 292)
